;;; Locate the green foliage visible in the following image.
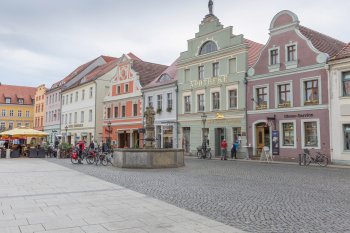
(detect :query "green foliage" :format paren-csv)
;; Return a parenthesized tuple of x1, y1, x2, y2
(59, 142, 72, 151)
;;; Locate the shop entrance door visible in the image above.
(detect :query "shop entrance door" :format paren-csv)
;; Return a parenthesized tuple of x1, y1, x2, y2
(215, 128, 225, 157)
(119, 131, 130, 148)
(183, 127, 190, 153)
(256, 124, 270, 156)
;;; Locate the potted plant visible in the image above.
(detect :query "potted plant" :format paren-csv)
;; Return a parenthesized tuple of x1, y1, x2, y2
(157, 108, 162, 114)
(166, 107, 172, 112)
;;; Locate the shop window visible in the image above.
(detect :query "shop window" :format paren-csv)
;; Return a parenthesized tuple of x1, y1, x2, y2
(212, 92, 220, 110)
(198, 66, 204, 80)
(304, 80, 319, 105)
(184, 96, 191, 113)
(256, 87, 268, 110)
(212, 62, 219, 77)
(344, 124, 350, 151)
(232, 127, 241, 142)
(198, 94, 205, 112)
(9, 122, 13, 129)
(278, 84, 291, 108)
(229, 89, 237, 109)
(282, 122, 295, 147)
(342, 72, 350, 97)
(0, 122, 6, 130)
(304, 121, 318, 147)
(148, 96, 153, 108)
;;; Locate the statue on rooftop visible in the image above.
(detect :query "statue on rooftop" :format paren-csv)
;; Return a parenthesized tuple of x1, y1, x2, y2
(208, 0, 214, 15)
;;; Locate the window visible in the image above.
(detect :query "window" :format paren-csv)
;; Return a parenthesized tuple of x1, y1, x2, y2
(198, 94, 205, 112)
(184, 96, 191, 113)
(65, 114, 67, 124)
(256, 87, 268, 109)
(74, 112, 77, 123)
(0, 122, 5, 129)
(62, 96, 65, 105)
(159, 74, 171, 82)
(122, 106, 126, 117)
(287, 45, 296, 62)
(10, 110, 14, 117)
(82, 89, 85, 100)
(148, 96, 153, 107)
(17, 122, 21, 127)
(304, 80, 319, 105)
(157, 95, 162, 111)
(49, 95, 52, 104)
(81, 111, 84, 123)
(25, 122, 30, 127)
(278, 84, 291, 107)
(229, 58, 237, 74)
(212, 92, 220, 110)
(70, 94, 73, 103)
(66, 95, 68, 105)
(133, 103, 138, 116)
(184, 69, 190, 83)
(9, 122, 13, 129)
(75, 92, 78, 101)
(213, 62, 219, 77)
(114, 107, 118, 118)
(125, 84, 129, 93)
(88, 110, 92, 122)
(48, 112, 51, 122)
(199, 41, 218, 55)
(5, 98, 11, 104)
(282, 122, 295, 147)
(55, 93, 57, 102)
(229, 90, 237, 109)
(26, 111, 30, 117)
(198, 66, 204, 80)
(107, 108, 111, 119)
(270, 49, 279, 65)
(167, 93, 172, 110)
(18, 98, 24, 105)
(89, 87, 93, 98)
(69, 113, 72, 124)
(1, 109, 5, 117)
(344, 124, 350, 151)
(117, 86, 121, 94)
(304, 121, 318, 147)
(232, 127, 241, 142)
(18, 110, 22, 117)
(342, 72, 350, 96)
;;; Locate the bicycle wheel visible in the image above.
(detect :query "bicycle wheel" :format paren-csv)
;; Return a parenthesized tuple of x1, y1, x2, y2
(101, 157, 108, 166)
(86, 155, 94, 164)
(318, 155, 329, 167)
(197, 151, 202, 159)
(71, 156, 79, 164)
(207, 151, 212, 160)
(305, 154, 312, 166)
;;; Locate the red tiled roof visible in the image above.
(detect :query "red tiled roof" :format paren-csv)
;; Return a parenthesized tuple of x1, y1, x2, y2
(299, 25, 346, 58)
(0, 84, 36, 105)
(331, 43, 350, 61)
(132, 60, 168, 87)
(143, 59, 178, 89)
(127, 53, 142, 61)
(82, 57, 119, 83)
(245, 39, 264, 67)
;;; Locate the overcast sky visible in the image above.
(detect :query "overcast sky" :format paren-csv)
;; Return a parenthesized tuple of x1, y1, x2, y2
(1, 0, 349, 88)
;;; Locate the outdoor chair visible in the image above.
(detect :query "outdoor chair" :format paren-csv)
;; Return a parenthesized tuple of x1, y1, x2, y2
(10, 150, 20, 158)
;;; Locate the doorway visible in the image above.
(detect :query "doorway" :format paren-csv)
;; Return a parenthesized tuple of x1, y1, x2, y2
(183, 127, 190, 153)
(256, 123, 270, 156)
(215, 128, 226, 157)
(119, 131, 130, 148)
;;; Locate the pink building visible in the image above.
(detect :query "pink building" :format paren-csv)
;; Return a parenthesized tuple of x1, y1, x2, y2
(246, 10, 346, 161)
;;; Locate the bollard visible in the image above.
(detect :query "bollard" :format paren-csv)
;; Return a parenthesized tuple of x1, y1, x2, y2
(303, 153, 306, 166)
(298, 154, 302, 166)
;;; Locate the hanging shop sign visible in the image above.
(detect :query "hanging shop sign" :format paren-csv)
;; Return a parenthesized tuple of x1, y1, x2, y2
(272, 130, 280, 155)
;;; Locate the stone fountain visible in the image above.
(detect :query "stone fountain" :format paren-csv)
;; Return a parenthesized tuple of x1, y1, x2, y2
(112, 106, 184, 169)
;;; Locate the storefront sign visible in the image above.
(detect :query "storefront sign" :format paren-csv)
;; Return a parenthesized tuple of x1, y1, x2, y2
(206, 118, 241, 125)
(215, 113, 225, 119)
(68, 124, 84, 128)
(190, 76, 228, 88)
(284, 113, 314, 119)
(272, 130, 279, 155)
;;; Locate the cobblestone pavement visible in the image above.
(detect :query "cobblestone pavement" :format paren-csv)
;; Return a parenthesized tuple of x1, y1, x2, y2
(49, 157, 350, 233)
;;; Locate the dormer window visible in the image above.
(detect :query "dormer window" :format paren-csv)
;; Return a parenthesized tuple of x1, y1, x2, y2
(287, 45, 296, 62)
(18, 98, 24, 105)
(158, 74, 172, 83)
(199, 41, 218, 55)
(270, 49, 279, 65)
(5, 98, 11, 104)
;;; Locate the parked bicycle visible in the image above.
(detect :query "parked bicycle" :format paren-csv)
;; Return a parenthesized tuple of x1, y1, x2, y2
(303, 149, 329, 167)
(196, 146, 212, 159)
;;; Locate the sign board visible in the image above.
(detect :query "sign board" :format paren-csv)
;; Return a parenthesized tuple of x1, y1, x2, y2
(272, 130, 279, 155)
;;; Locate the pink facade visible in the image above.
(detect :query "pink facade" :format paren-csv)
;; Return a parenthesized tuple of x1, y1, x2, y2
(246, 10, 346, 161)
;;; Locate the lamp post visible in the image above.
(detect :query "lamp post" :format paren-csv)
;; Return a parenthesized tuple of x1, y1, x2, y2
(201, 112, 207, 151)
(65, 125, 68, 144)
(107, 120, 111, 150)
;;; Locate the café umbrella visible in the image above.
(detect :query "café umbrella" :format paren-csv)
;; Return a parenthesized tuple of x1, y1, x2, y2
(0, 127, 48, 138)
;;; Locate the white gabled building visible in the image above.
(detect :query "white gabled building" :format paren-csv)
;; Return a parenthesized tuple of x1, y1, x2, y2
(328, 43, 350, 165)
(142, 60, 178, 149)
(60, 56, 118, 145)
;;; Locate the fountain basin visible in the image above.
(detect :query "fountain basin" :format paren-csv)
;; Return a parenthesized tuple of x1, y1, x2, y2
(113, 149, 185, 169)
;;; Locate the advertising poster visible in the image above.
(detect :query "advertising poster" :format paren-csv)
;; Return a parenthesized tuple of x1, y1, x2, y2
(272, 130, 279, 155)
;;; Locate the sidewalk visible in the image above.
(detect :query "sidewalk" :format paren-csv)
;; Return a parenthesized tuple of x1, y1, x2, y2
(186, 156, 350, 169)
(0, 158, 243, 233)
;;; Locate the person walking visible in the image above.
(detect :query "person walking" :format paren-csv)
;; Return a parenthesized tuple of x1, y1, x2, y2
(231, 141, 239, 160)
(77, 140, 85, 164)
(221, 139, 227, 160)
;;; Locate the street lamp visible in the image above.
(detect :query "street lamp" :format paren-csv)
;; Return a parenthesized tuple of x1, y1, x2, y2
(65, 125, 68, 143)
(107, 120, 112, 150)
(201, 112, 207, 150)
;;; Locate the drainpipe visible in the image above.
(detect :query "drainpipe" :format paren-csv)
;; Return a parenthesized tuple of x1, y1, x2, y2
(175, 84, 178, 149)
(325, 63, 333, 162)
(244, 74, 249, 149)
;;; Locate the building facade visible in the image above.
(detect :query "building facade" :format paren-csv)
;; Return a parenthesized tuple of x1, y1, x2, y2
(61, 56, 118, 145)
(33, 84, 47, 131)
(246, 10, 346, 161)
(177, 6, 262, 156)
(328, 43, 350, 165)
(0, 84, 35, 131)
(44, 85, 61, 144)
(103, 53, 167, 148)
(142, 60, 178, 149)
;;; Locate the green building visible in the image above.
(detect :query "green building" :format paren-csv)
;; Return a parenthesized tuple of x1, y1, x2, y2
(177, 3, 262, 157)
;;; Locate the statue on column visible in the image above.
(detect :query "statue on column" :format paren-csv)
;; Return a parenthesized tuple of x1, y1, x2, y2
(208, 0, 214, 15)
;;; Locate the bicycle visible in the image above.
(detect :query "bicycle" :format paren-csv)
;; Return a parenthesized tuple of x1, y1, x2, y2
(85, 149, 98, 164)
(95, 151, 108, 166)
(196, 146, 212, 159)
(303, 149, 329, 167)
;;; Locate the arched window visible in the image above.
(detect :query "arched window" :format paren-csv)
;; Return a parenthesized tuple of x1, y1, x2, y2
(199, 41, 218, 55)
(158, 74, 172, 83)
